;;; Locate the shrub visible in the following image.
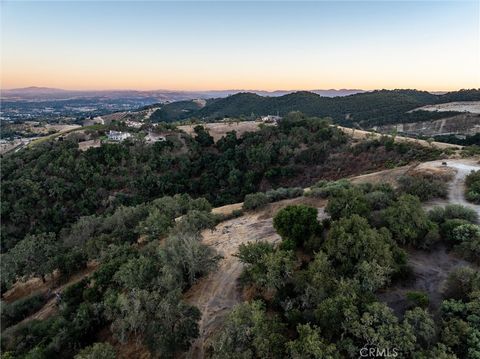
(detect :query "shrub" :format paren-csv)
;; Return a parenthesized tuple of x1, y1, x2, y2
(443, 267, 480, 300)
(173, 210, 217, 234)
(452, 224, 480, 264)
(306, 179, 351, 198)
(428, 204, 478, 224)
(265, 187, 304, 202)
(440, 219, 471, 243)
(364, 190, 394, 210)
(325, 188, 371, 220)
(379, 195, 434, 247)
(243, 192, 270, 211)
(465, 170, 480, 204)
(406, 291, 430, 308)
(398, 175, 448, 201)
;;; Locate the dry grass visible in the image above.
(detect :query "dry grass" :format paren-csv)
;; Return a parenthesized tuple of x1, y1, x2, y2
(178, 121, 268, 142)
(336, 126, 462, 150)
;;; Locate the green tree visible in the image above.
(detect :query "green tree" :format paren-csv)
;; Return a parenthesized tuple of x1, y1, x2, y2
(325, 188, 371, 220)
(114, 256, 161, 290)
(323, 215, 394, 282)
(1, 233, 61, 284)
(236, 243, 296, 292)
(107, 289, 200, 358)
(286, 324, 339, 359)
(380, 195, 435, 247)
(347, 302, 416, 355)
(403, 307, 436, 348)
(161, 232, 220, 287)
(273, 205, 320, 248)
(452, 224, 480, 263)
(210, 301, 286, 359)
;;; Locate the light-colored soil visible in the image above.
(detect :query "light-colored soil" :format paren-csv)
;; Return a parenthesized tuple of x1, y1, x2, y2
(420, 159, 480, 217)
(78, 139, 101, 151)
(373, 113, 480, 137)
(178, 121, 268, 142)
(184, 197, 327, 358)
(412, 101, 480, 114)
(211, 202, 243, 216)
(2, 265, 97, 330)
(3, 263, 97, 304)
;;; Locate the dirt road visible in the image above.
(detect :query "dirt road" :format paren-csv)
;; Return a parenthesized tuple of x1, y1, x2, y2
(184, 196, 328, 358)
(185, 158, 479, 357)
(419, 159, 480, 217)
(184, 213, 281, 358)
(380, 158, 479, 315)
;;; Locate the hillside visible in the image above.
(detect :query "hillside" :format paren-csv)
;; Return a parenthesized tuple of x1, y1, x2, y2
(150, 89, 480, 127)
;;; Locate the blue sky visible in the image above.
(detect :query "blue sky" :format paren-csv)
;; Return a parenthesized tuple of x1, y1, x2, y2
(1, 1, 479, 90)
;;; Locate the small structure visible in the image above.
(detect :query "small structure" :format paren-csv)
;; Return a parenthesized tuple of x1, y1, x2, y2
(125, 120, 143, 129)
(107, 130, 131, 142)
(260, 115, 282, 123)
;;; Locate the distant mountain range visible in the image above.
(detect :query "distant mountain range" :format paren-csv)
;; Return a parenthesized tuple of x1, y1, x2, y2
(1, 86, 366, 102)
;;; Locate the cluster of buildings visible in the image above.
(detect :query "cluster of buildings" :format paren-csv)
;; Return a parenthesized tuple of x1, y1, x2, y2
(106, 130, 166, 143)
(107, 130, 131, 142)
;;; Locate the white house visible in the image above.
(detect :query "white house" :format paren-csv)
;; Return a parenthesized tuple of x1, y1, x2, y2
(260, 115, 282, 123)
(108, 130, 131, 142)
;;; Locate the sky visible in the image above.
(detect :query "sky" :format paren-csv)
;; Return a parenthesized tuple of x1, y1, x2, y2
(1, 1, 479, 91)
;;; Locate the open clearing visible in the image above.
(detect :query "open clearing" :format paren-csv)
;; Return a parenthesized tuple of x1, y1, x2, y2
(336, 126, 462, 149)
(178, 121, 269, 142)
(373, 113, 480, 137)
(412, 101, 480, 114)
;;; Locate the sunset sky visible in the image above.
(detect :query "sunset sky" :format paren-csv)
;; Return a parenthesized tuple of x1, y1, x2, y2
(1, 1, 479, 91)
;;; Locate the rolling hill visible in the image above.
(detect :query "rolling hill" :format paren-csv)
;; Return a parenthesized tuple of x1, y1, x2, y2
(151, 89, 480, 127)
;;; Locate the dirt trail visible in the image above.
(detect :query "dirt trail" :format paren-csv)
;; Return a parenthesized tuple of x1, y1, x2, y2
(184, 197, 327, 358)
(184, 212, 282, 358)
(3, 266, 97, 331)
(380, 158, 480, 315)
(420, 158, 480, 217)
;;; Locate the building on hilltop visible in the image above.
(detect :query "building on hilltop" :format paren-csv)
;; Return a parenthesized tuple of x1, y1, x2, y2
(260, 115, 282, 123)
(107, 130, 131, 142)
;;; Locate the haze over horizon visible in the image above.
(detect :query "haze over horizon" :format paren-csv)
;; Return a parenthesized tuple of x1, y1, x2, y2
(1, 1, 479, 91)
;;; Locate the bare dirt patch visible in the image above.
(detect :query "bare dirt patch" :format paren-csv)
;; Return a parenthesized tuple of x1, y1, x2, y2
(412, 101, 480, 114)
(337, 126, 462, 150)
(378, 245, 472, 316)
(184, 196, 329, 358)
(178, 121, 268, 142)
(78, 139, 101, 151)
